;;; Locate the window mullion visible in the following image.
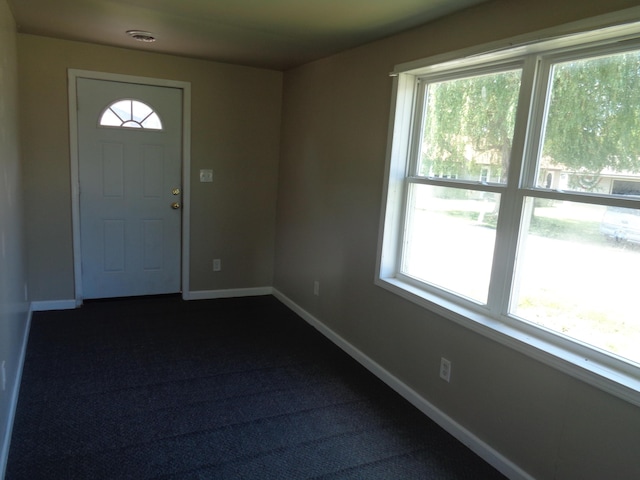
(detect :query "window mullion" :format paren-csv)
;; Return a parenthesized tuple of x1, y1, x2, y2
(486, 56, 539, 317)
(520, 56, 553, 189)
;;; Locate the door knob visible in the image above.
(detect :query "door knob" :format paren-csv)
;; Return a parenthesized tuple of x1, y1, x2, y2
(171, 202, 181, 209)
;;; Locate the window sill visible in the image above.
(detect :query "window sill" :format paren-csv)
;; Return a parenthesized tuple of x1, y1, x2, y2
(375, 275, 640, 407)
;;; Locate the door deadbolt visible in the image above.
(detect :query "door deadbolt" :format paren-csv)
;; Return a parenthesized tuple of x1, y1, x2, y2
(172, 188, 181, 195)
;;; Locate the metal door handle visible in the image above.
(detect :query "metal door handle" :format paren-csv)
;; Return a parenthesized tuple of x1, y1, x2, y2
(171, 202, 181, 209)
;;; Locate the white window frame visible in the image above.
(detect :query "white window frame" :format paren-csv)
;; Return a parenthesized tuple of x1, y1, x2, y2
(99, 99, 164, 130)
(376, 13, 640, 406)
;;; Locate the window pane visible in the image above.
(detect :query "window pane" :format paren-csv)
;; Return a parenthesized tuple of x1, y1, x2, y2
(402, 184, 500, 303)
(99, 109, 122, 127)
(132, 100, 153, 123)
(110, 100, 132, 122)
(538, 50, 640, 194)
(418, 69, 522, 183)
(511, 198, 640, 365)
(141, 112, 162, 130)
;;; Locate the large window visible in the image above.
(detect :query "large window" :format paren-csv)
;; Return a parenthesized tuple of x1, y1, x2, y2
(378, 22, 640, 401)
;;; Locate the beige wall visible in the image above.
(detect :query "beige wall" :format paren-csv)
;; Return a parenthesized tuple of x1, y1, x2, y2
(18, 35, 283, 300)
(274, 0, 640, 478)
(0, 0, 29, 475)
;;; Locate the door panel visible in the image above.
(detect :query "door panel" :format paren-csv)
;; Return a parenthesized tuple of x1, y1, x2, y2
(102, 143, 124, 197)
(77, 78, 182, 299)
(143, 220, 164, 270)
(103, 220, 125, 272)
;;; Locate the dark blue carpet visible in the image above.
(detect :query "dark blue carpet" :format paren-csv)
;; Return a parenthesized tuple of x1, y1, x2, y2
(6, 295, 506, 479)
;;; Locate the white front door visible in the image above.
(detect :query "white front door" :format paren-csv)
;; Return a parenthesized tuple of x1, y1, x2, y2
(77, 78, 182, 299)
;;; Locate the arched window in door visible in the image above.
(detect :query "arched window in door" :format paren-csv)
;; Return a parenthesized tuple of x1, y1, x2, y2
(99, 99, 163, 130)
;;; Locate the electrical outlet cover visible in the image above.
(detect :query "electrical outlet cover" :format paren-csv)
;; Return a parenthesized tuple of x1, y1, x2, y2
(439, 357, 451, 382)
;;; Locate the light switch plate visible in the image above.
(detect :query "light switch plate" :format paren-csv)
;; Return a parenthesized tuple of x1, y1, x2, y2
(199, 169, 213, 182)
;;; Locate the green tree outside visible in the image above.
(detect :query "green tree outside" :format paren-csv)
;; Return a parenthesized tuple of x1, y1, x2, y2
(420, 50, 640, 187)
(544, 51, 640, 179)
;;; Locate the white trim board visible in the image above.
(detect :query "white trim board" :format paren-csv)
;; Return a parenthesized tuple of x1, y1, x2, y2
(0, 306, 32, 480)
(31, 300, 78, 311)
(67, 69, 192, 303)
(29, 289, 273, 309)
(272, 289, 534, 480)
(187, 287, 274, 301)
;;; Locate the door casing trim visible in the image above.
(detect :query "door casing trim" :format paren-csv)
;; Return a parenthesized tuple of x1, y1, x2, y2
(68, 69, 192, 304)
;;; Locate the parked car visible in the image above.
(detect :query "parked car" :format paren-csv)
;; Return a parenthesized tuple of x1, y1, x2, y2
(600, 205, 640, 244)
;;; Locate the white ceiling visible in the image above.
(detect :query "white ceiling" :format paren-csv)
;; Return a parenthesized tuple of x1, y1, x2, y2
(8, 0, 489, 70)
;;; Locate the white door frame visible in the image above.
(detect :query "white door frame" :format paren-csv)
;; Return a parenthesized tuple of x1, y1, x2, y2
(68, 69, 191, 304)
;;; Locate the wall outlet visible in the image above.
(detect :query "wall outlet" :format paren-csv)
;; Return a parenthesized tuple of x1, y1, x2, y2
(213, 259, 221, 271)
(313, 280, 320, 296)
(439, 357, 451, 383)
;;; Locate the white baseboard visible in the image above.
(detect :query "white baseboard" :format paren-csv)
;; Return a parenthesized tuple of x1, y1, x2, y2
(0, 305, 33, 480)
(272, 288, 533, 480)
(31, 290, 275, 308)
(31, 299, 77, 311)
(186, 286, 273, 301)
